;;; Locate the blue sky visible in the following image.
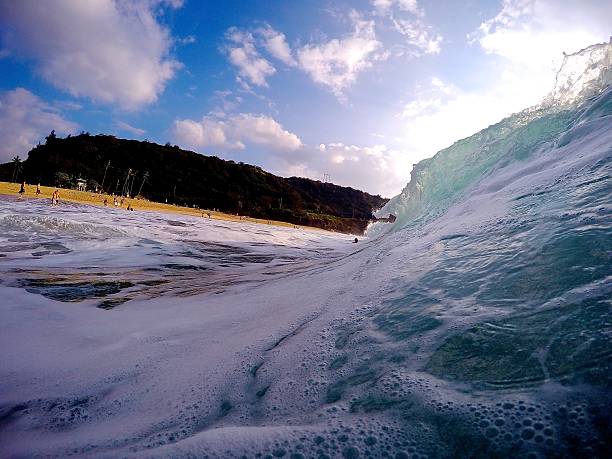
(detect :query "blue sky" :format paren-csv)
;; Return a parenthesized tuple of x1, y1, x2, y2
(0, 0, 610, 196)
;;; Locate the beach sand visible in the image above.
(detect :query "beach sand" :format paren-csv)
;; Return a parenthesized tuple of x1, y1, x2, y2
(0, 181, 316, 231)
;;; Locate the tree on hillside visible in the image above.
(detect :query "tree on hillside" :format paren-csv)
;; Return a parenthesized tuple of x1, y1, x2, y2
(45, 130, 56, 144)
(19, 132, 388, 233)
(55, 172, 72, 188)
(11, 156, 22, 182)
(137, 171, 149, 197)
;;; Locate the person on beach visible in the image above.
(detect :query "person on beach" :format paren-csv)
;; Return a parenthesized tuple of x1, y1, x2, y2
(36, 183, 41, 195)
(18, 182, 26, 197)
(103, 198, 108, 206)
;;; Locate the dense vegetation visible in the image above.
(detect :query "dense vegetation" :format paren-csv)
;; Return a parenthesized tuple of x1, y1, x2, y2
(0, 133, 387, 233)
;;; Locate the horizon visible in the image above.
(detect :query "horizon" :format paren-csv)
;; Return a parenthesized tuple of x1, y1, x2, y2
(0, 0, 611, 198)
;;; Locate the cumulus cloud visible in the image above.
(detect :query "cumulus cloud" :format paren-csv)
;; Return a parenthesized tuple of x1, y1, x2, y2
(171, 110, 405, 196)
(286, 142, 410, 197)
(231, 114, 302, 150)
(0, 0, 180, 109)
(259, 26, 296, 66)
(171, 115, 414, 196)
(315, 142, 411, 197)
(297, 12, 384, 96)
(470, 0, 611, 92)
(172, 113, 302, 152)
(223, 8, 440, 97)
(225, 28, 276, 88)
(172, 117, 244, 150)
(225, 17, 385, 96)
(0, 88, 77, 162)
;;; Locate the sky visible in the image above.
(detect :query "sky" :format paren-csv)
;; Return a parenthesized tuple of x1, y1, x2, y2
(0, 0, 610, 197)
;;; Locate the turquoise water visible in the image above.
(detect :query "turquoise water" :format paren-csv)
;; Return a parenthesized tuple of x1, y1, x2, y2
(0, 48, 611, 459)
(327, 85, 612, 457)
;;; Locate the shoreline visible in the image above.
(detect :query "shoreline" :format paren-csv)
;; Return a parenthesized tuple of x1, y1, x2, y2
(0, 181, 327, 233)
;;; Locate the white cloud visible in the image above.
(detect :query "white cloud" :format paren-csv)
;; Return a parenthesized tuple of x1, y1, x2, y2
(172, 113, 302, 152)
(259, 26, 296, 66)
(297, 12, 384, 96)
(225, 28, 276, 88)
(172, 118, 243, 150)
(115, 121, 146, 136)
(224, 14, 393, 97)
(171, 110, 405, 196)
(178, 35, 197, 45)
(278, 142, 410, 197)
(370, 0, 441, 56)
(395, 75, 535, 163)
(372, 0, 422, 16)
(391, 18, 442, 55)
(230, 114, 302, 150)
(0, 0, 180, 110)
(0, 88, 77, 162)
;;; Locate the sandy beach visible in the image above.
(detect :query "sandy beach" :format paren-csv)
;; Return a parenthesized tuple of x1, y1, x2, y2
(0, 181, 317, 231)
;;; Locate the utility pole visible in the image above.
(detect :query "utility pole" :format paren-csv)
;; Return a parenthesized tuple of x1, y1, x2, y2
(101, 160, 111, 192)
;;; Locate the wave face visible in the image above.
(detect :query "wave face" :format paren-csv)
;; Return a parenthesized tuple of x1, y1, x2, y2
(373, 40, 612, 237)
(0, 43, 611, 458)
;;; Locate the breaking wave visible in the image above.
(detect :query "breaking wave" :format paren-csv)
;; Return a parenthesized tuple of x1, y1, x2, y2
(0, 41, 611, 458)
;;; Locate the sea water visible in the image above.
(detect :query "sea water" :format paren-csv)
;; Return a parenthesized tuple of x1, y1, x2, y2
(0, 44, 611, 457)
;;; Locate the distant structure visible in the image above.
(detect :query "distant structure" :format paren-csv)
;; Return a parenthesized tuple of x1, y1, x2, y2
(323, 173, 331, 183)
(76, 178, 87, 191)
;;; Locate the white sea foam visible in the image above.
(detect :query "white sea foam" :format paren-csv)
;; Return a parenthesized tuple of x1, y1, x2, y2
(0, 43, 611, 458)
